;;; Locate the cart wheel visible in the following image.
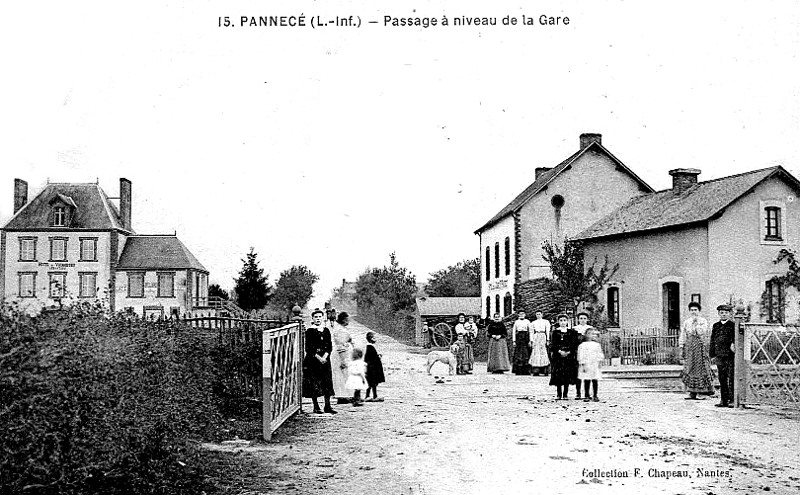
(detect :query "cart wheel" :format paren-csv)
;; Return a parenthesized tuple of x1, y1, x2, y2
(432, 323, 453, 348)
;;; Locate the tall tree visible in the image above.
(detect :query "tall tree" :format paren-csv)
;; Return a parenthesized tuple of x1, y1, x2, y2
(208, 284, 229, 301)
(272, 265, 319, 311)
(542, 239, 618, 312)
(233, 248, 271, 312)
(355, 252, 417, 313)
(425, 258, 480, 297)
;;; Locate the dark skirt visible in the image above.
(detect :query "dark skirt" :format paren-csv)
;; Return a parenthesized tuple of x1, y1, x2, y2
(302, 355, 335, 398)
(549, 353, 578, 386)
(487, 338, 511, 372)
(512, 331, 532, 375)
(364, 345, 386, 387)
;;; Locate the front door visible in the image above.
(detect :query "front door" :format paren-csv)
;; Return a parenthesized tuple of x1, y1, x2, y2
(663, 282, 680, 332)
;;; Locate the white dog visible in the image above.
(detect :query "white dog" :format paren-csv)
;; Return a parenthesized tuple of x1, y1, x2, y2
(426, 344, 459, 375)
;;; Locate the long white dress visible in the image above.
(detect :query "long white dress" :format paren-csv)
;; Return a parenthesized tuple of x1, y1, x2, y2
(345, 359, 368, 392)
(529, 318, 551, 368)
(329, 323, 353, 397)
(577, 341, 604, 380)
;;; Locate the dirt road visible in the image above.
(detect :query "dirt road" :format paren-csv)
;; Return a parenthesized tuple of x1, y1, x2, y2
(206, 320, 800, 495)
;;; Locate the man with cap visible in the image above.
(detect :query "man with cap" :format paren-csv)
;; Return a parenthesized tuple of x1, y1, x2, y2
(710, 304, 735, 407)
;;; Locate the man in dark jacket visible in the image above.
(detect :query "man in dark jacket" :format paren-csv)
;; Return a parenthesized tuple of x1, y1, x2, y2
(710, 304, 735, 407)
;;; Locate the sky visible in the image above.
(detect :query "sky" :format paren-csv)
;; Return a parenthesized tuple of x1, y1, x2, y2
(1, 1, 798, 309)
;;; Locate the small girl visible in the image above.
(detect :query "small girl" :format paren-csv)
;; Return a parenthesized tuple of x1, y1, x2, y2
(364, 331, 386, 402)
(577, 329, 605, 402)
(345, 348, 368, 406)
(452, 334, 467, 375)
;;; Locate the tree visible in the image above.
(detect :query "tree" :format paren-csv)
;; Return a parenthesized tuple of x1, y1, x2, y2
(355, 252, 417, 313)
(233, 248, 271, 312)
(208, 284, 229, 301)
(542, 239, 618, 313)
(272, 265, 319, 311)
(425, 258, 480, 297)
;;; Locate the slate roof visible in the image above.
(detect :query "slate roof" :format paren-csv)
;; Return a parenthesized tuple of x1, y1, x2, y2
(3, 183, 128, 231)
(416, 297, 481, 316)
(575, 166, 800, 241)
(118, 235, 208, 272)
(474, 141, 654, 234)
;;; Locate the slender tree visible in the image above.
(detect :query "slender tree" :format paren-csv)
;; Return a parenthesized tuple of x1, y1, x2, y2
(233, 248, 271, 312)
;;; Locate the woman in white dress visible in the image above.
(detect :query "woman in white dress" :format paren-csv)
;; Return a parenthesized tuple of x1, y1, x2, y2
(329, 311, 354, 404)
(528, 310, 551, 375)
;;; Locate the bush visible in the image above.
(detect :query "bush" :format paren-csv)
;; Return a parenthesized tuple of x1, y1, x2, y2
(0, 303, 233, 494)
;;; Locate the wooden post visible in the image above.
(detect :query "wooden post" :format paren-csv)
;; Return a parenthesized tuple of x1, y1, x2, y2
(293, 305, 304, 414)
(733, 303, 747, 408)
(262, 327, 273, 441)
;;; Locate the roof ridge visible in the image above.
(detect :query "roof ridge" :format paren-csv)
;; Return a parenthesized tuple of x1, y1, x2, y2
(650, 166, 778, 194)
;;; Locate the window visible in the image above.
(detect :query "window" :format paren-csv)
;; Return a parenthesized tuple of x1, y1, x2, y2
(495, 294, 501, 317)
(53, 206, 66, 226)
(765, 279, 785, 324)
(691, 293, 701, 305)
(19, 237, 36, 261)
(486, 296, 491, 318)
(79, 272, 97, 298)
(80, 238, 98, 261)
(765, 207, 782, 240)
(49, 272, 66, 298)
(485, 247, 491, 281)
(504, 237, 510, 276)
(128, 272, 145, 298)
(503, 292, 513, 316)
(18, 272, 36, 298)
(158, 272, 175, 298)
(494, 242, 500, 278)
(50, 238, 67, 261)
(607, 287, 620, 327)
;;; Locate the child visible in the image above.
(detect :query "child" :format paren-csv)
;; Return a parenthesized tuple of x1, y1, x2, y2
(452, 334, 467, 375)
(364, 331, 386, 402)
(577, 329, 604, 402)
(345, 348, 368, 406)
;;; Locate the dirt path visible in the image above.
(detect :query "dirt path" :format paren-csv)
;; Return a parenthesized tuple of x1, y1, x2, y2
(205, 320, 800, 495)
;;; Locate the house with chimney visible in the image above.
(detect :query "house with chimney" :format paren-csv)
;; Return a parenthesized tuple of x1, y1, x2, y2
(0, 178, 210, 318)
(474, 133, 654, 319)
(575, 166, 800, 330)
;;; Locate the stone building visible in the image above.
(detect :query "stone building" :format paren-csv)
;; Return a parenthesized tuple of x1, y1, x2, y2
(474, 133, 653, 319)
(575, 166, 800, 330)
(0, 178, 210, 317)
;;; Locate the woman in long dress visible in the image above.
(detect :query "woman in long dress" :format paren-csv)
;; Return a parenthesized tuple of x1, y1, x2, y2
(302, 309, 337, 414)
(679, 302, 715, 399)
(549, 314, 580, 399)
(455, 313, 476, 374)
(528, 310, 551, 375)
(512, 311, 532, 375)
(486, 312, 511, 373)
(329, 311, 354, 404)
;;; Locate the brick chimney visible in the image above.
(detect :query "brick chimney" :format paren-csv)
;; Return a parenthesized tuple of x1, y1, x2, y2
(580, 133, 602, 149)
(535, 167, 552, 180)
(13, 179, 28, 213)
(669, 169, 701, 194)
(120, 178, 132, 230)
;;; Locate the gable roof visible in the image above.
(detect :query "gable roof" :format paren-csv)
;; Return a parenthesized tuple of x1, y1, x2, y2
(117, 235, 208, 272)
(3, 183, 128, 231)
(415, 296, 481, 316)
(474, 141, 653, 234)
(575, 166, 800, 241)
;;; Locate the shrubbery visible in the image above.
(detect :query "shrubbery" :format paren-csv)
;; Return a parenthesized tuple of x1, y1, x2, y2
(0, 302, 243, 494)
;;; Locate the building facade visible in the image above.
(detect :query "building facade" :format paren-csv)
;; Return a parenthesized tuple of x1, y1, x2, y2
(576, 167, 800, 330)
(0, 178, 209, 317)
(475, 133, 653, 319)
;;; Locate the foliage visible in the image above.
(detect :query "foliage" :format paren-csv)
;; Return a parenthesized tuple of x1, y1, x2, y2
(0, 302, 247, 494)
(758, 248, 800, 323)
(208, 283, 229, 301)
(271, 265, 319, 312)
(425, 258, 480, 297)
(541, 239, 618, 313)
(233, 247, 272, 312)
(355, 252, 417, 313)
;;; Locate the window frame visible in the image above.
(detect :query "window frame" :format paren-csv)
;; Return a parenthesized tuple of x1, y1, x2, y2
(486, 296, 491, 319)
(49, 237, 68, 262)
(19, 237, 37, 262)
(494, 242, 500, 279)
(504, 237, 510, 276)
(765, 207, 782, 241)
(128, 272, 145, 298)
(18, 272, 37, 298)
(53, 206, 66, 227)
(78, 272, 98, 298)
(607, 287, 620, 328)
(157, 272, 175, 298)
(495, 294, 501, 317)
(765, 279, 785, 324)
(49, 272, 67, 298)
(79, 237, 98, 262)
(760, 201, 787, 245)
(485, 246, 491, 281)
(503, 292, 513, 316)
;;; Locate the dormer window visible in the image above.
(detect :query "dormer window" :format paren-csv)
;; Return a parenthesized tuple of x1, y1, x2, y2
(53, 206, 66, 226)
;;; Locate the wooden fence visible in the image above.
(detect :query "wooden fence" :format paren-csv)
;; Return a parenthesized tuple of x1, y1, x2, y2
(182, 315, 304, 440)
(741, 323, 800, 407)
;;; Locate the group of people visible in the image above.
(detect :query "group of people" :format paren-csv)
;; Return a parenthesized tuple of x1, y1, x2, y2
(301, 309, 386, 414)
(680, 302, 736, 407)
(547, 312, 605, 401)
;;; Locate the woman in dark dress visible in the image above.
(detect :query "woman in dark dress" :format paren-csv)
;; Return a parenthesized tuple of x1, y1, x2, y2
(486, 312, 511, 373)
(549, 314, 580, 400)
(302, 309, 337, 414)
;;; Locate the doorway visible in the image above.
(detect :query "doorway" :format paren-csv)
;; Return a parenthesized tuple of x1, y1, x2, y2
(663, 282, 680, 331)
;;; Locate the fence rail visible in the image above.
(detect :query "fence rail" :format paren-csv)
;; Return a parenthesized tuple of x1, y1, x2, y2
(743, 323, 800, 407)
